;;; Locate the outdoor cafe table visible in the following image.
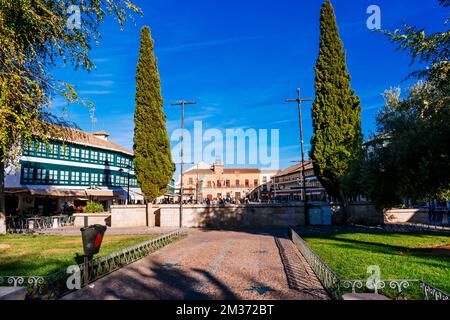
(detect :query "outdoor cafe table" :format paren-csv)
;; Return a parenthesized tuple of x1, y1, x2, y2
(51, 215, 66, 228)
(26, 217, 43, 230)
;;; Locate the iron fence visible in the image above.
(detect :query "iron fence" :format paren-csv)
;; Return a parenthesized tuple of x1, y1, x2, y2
(0, 228, 187, 300)
(289, 227, 341, 299)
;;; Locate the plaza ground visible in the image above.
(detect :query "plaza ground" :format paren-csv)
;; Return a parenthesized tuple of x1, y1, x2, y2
(63, 229, 329, 300)
(301, 232, 450, 294)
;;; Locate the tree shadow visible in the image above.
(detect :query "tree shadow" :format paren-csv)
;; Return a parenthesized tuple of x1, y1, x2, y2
(60, 257, 238, 300)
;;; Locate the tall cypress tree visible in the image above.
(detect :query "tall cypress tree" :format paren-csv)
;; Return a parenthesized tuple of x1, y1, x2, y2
(310, 0, 362, 201)
(133, 26, 175, 202)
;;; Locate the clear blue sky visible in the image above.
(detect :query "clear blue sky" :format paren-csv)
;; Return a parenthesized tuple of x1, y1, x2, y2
(51, 0, 447, 174)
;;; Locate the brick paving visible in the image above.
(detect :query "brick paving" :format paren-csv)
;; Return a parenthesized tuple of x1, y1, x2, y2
(62, 228, 329, 300)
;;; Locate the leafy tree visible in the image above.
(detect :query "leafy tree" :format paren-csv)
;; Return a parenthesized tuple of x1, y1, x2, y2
(359, 0, 449, 209)
(0, 0, 141, 233)
(133, 27, 175, 202)
(310, 0, 363, 202)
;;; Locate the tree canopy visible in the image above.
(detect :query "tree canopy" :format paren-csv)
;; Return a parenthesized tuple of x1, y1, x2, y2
(358, 0, 449, 208)
(133, 27, 175, 202)
(0, 0, 141, 164)
(310, 0, 363, 201)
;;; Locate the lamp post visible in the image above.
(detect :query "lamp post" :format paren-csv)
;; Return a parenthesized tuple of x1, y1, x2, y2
(285, 88, 313, 226)
(171, 101, 197, 228)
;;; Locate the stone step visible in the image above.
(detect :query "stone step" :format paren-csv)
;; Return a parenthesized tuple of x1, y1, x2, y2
(0, 287, 28, 300)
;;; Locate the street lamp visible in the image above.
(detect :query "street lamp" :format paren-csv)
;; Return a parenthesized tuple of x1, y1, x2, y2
(285, 88, 313, 225)
(170, 98, 196, 228)
(119, 164, 132, 205)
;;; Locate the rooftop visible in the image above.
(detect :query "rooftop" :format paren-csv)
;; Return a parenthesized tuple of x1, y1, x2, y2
(274, 161, 314, 178)
(47, 124, 133, 156)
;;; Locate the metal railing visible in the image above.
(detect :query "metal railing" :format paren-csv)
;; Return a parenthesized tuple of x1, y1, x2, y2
(341, 279, 450, 300)
(0, 228, 187, 300)
(289, 228, 450, 300)
(289, 228, 341, 299)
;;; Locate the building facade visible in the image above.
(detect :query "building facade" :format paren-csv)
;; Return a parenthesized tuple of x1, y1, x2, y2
(271, 161, 328, 202)
(4, 127, 143, 215)
(181, 162, 278, 203)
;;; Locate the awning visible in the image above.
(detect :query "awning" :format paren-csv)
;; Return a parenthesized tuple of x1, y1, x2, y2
(4, 189, 29, 195)
(85, 189, 118, 197)
(129, 190, 144, 201)
(29, 189, 86, 197)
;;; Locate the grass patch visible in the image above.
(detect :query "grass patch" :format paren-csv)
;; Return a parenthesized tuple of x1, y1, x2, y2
(0, 234, 158, 276)
(301, 232, 450, 295)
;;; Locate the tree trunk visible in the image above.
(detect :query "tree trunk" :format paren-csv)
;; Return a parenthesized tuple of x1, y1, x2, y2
(0, 150, 6, 234)
(338, 185, 350, 224)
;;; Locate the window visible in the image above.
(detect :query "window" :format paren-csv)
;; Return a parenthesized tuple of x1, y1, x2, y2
(22, 168, 34, 184)
(115, 175, 121, 186)
(60, 171, 69, 184)
(188, 178, 194, 185)
(71, 147, 80, 160)
(217, 180, 222, 188)
(99, 152, 106, 163)
(36, 142, 47, 156)
(48, 143, 59, 158)
(91, 151, 99, 162)
(81, 172, 89, 185)
(262, 176, 267, 183)
(107, 153, 114, 165)
(71, 172, 80, 184)
(225, 180, 230, 187)
(91, 173, 99, 185)
(23, 141, 34, 156)
(254, 179, 259, 187)
(49, 170, 58, 183)
(245, 179, 249, 187)
(99, 174, 106, 185)
(60, 145, 69, 159)
(80, 149, 89, 162)
(36, 169, 47, 184)
(235, 179, 240, 187)
(207, 181, 212, 188)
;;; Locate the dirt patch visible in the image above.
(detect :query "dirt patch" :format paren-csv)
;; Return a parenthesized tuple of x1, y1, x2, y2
(425, 244, 450, 257)
(0, 244, 11, 249)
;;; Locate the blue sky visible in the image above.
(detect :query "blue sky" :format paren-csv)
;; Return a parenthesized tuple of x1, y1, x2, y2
(51, 0, 448, 175)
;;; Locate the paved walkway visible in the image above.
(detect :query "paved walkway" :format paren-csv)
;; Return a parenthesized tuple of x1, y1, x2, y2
(63, 229, 328, 300)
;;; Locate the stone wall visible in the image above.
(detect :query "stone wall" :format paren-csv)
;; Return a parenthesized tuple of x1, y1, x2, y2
(111, 205, 147, 228)
(384, 209, 429, 224)
(155, 204, 305, 228)
(346, 203, 384, 226)
(74, 213, 111, 227)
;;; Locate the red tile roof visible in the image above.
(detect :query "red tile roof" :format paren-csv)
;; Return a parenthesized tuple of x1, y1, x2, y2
(49, 125, 133, 155)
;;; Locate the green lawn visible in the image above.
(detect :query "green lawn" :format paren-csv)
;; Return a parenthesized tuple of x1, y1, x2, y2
(0, 234, 157, 276)
(301, 232, 450, 294)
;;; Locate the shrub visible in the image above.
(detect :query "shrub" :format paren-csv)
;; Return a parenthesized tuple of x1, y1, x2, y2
(84, 201, 104, 213)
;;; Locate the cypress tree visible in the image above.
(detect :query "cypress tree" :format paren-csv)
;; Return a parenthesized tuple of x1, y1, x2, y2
(133, 26, 175, 202)
(310, 0, 363, 201)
